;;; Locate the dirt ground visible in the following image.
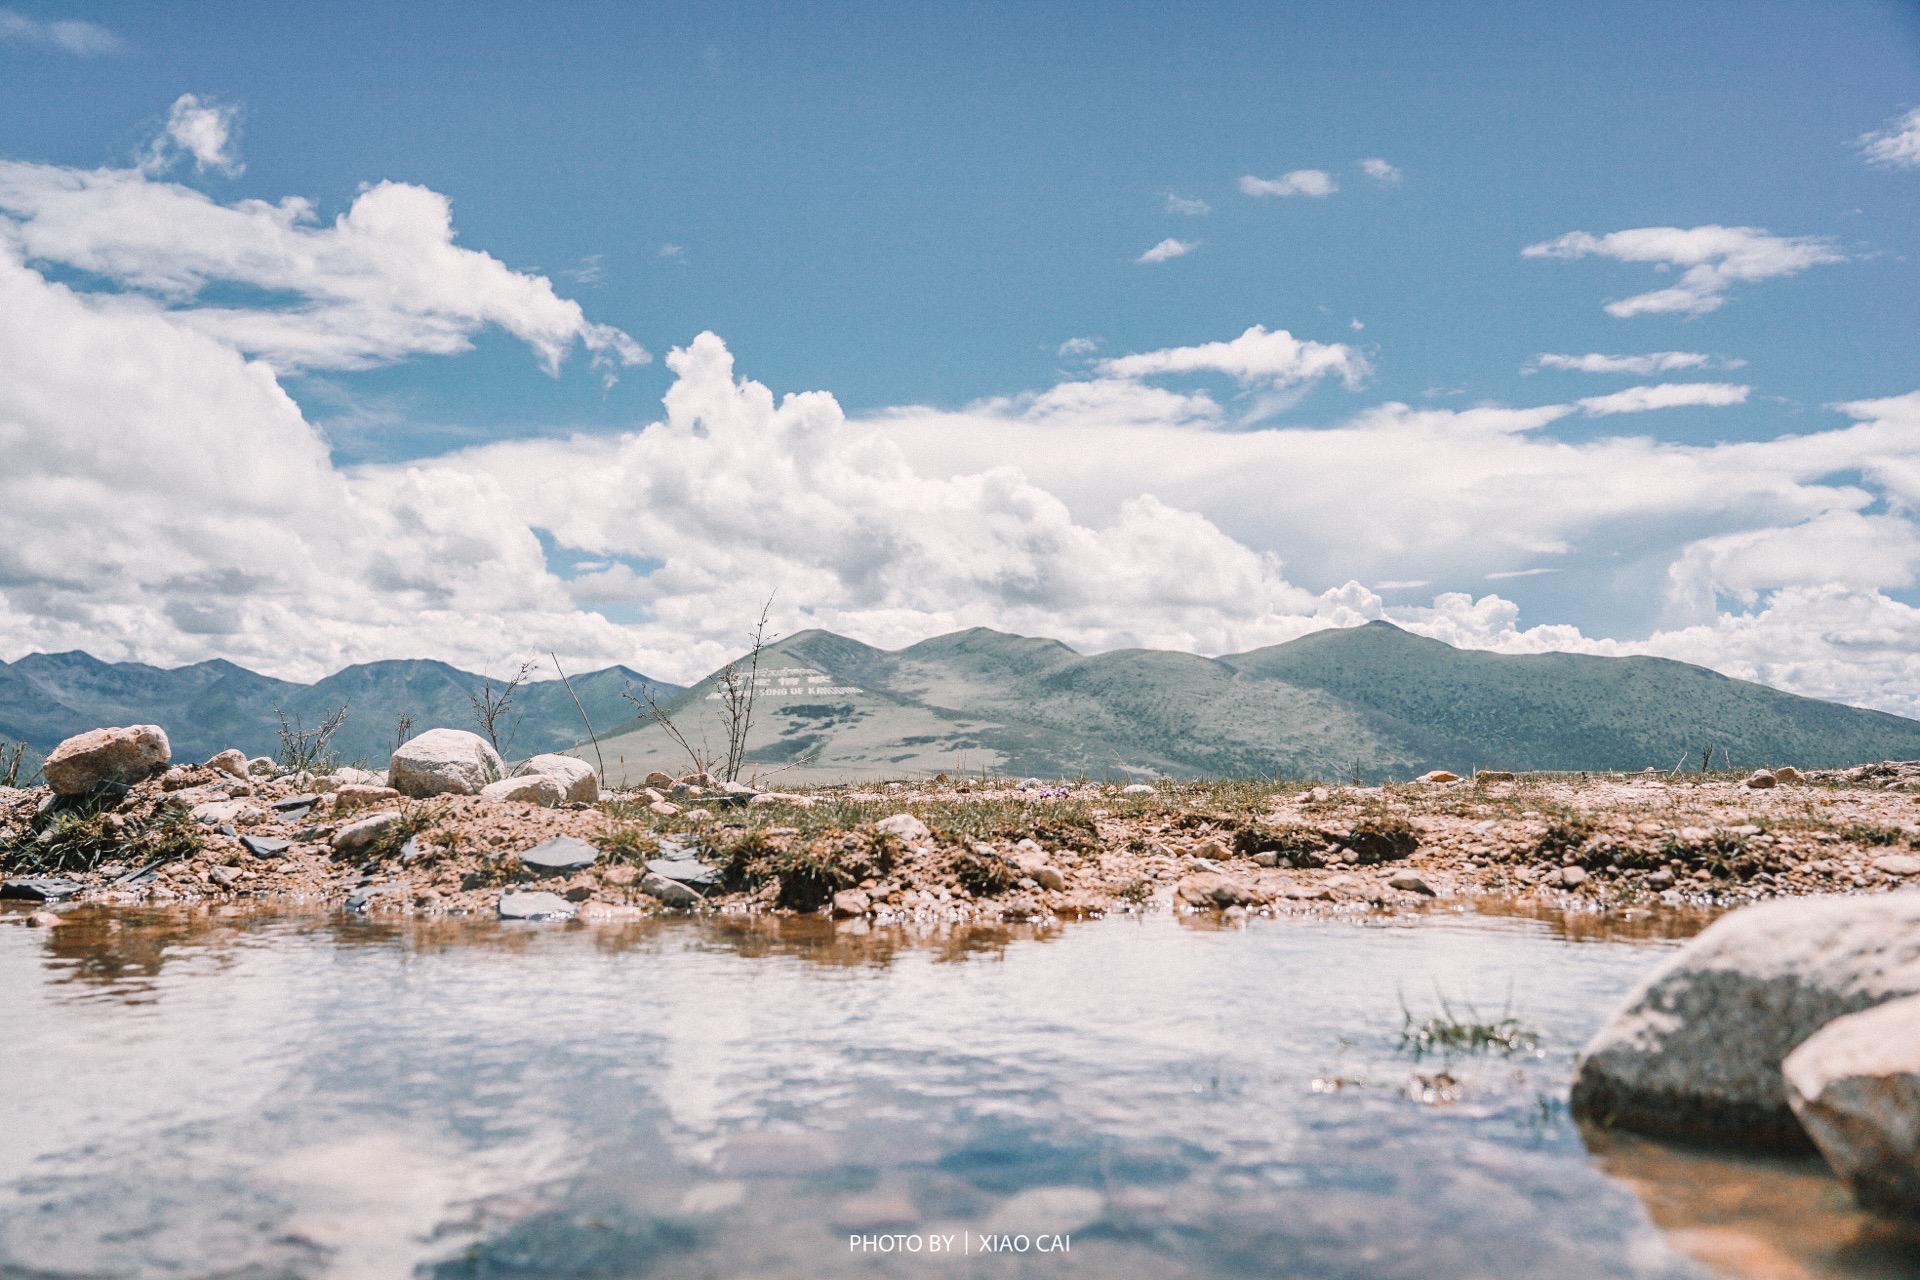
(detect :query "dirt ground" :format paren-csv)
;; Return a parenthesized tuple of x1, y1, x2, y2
(5, 761, 1920, 926)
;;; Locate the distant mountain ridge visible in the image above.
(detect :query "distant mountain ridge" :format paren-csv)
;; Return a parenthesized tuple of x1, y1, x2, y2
(0, 652, 682, 768)
(588, 622, 1920, 784)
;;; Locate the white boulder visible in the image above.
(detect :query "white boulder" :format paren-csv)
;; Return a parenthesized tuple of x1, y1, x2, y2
(387, 729, 504, 798)
(1572, 895, 1920, 1148)
(875, 813, 932, 843)
(42, 725, 170, 796)
(206, 749, 250, 778)
(514, 754, 598, 803)
(481, 774, 565, 807)
(1785, 995, 1920, 1222)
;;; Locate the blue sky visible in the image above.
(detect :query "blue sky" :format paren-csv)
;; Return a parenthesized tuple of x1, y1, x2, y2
(2, 1, 1919, 710)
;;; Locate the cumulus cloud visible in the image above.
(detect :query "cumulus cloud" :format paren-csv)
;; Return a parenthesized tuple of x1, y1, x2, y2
(1575, 382, 1750, 416)
(0, 8, 122, 54)
(1136, 237, 1195, 263)
(1165, 193, 1210, 216)
(1095, 325, 1369, 391)
(0, 162, 647, 375)
(1857, 108, 1920, 169)
(141, 94, 244, 176)
(1240, 169, 1336, 198)
(3, 143, 1920, 719)
(1360, 158, 1401, 182)
(1523, 225, 1845, 317)
(1530, 351, 1742, 375)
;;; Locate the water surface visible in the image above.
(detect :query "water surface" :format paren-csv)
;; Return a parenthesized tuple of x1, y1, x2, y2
(2, 902, 1914, 1279)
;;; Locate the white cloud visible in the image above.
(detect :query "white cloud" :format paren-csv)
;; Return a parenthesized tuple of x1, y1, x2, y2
(1239, 169, 1336, 198)
(1530, 351, 1742, 375)
(0, 163, 648, 376)
(1136, 237, 1196, 264)
(0, 8, 122, 54)
(1575, 382, 1750, 416)
(1165, 193, 1210, 216)
(1857, 108, 1920, 169)
(1523, 225, 1845, 317)
(3, 141, 1920, 720)
(1095, 325, 1369, 390)
(1360, 158, 1401, 182)
(141, 94, 244, 177)
(659, 243, 686, 260)
(1057, 336, 1100, 358)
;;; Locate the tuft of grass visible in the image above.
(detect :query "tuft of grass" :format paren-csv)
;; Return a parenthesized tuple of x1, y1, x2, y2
(1, 803, 202, 876)
(1399, 992, 1541, 1060)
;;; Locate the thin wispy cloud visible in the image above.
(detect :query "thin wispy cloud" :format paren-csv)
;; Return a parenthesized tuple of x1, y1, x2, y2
(565, 254, 604, 285)
(1097, 324, 1369, 389)
(659, 243, 686, 260)
(1360, 158, 1401, 182)
(1239, 169, 1336, 198)
(1530, 351, 1745, 375)
(1486, 568, 1557, 580)
(1057, 336, 1100, 357)
(1575, 382, 1750, 416)
(1165, 193, 1210, 216)
(0, 7, 122, 54)
(1857, 108, 1920, 169)
(1136, 237, 1196, 264)
(1524, 225, 1844, 317)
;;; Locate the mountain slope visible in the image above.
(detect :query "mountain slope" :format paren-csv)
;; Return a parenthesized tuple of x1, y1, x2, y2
(0, 653, 680, 767)
(588, 623, 1920, 784)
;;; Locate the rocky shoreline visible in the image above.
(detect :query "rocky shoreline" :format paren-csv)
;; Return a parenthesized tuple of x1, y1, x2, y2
(5, 724, 1920, 926)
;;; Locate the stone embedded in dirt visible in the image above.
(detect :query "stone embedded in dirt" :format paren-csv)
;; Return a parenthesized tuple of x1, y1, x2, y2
(833, 888, 871, 917)
(209, 865, 243, 887)
(1476, 770, 1517, 782)
(206, 749, 249, 778)
(641, 872, 701, 907)
(1746, 771, 1778, 790)
(646, 857, 718, 886)
(643, 772, 674, 788)
(247, 756, 277, 776)
(481, 774, 565, 807)
(497, 890, 575, 920)
(1418, 770, 1460, 783)
(520, 835, 600, 875)
(1774, 766, 1803, 783)
(1388, 870, 1435, 895)
(272, 794, 320, 812)
(189, 800, 268, 827)
(1784, 995, 1920, 1223)
(1559, 866, 1588, 888)
(334, 784, 402, 812)
(332, 811, 403, 856)
(2, 877, 81, 901)
(1034, 866, 1066, 890)
(388, 728, 504, 798)
(650, 800, 681, 817)
(1121, 784, 1156, 795)
(875, 813, 932, 843)
(42, 725, 170, 797)
(514, 754, 599, 803)
(1873, 854, 1920, 877)
(240, 835, 292, 858)
(1176, 872, 1263, 909)
(1572, 895, 1920, 1149)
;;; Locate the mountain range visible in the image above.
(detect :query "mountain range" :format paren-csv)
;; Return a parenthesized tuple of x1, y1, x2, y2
(588, 622, 1920, 784)
(6, 623, 1919, 785)
(0, 652, 681, 772)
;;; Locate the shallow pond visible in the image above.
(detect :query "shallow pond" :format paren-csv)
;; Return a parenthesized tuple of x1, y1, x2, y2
(1, 902, 1915, 1279)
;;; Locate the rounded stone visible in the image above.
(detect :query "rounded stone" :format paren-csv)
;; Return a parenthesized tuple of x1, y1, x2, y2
(42, 725, 170, 797)
(388, 728, 505, 798)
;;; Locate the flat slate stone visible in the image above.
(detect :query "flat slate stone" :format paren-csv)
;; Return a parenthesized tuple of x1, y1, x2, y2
(344, 883, 409, 913)
(240, 835, 292, 858)
(498, 890, 576, 921)
(271, 794, 319, 812)
(2, 878, 81, 902)
(646, 858, 719, 887)
(519, 835, 600, 875)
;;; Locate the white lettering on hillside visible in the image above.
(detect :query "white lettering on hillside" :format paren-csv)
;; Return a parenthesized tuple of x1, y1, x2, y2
(704, 667, 863, 700)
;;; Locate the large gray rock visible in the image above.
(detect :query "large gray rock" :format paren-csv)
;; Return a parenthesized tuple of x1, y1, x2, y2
(42, 725, 170, 796)
(1785, 996, 1920, 1222)
(1573, 895, 1920, 1148)
(515, 754, 599, 804)
(519, 835, 599, 875)
(387, 729, 504, 798)
(332, 811, 403, 857)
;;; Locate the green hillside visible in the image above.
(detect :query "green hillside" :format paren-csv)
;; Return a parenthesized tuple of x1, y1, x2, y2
(588, 622, 1920, 785)
(0, 652, 679, 768)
